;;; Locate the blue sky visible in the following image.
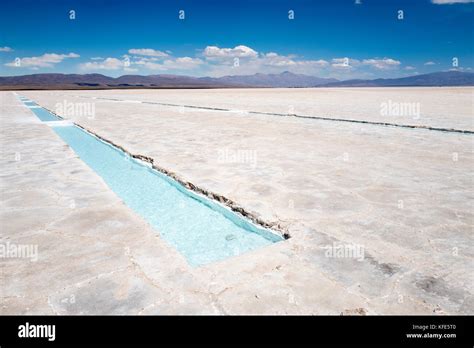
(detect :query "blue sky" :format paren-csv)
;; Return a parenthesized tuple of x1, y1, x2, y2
(1, 0, 473, 78)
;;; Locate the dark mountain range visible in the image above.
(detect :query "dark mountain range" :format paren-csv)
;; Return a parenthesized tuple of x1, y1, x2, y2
(0, 70, 473, 89)
(0, 73, 218, 88)
(207, 71, 339, 87)
(323, 71, 474, 87)
(0, 71, 337, 88)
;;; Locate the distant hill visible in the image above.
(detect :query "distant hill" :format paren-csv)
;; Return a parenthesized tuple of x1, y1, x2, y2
(0, 71, 338, 89)
(0, 70, 473, 90)
(0, 73, 114, 86)
(0, 73, 223, 89)
(207, 71, 339, 87)
(322, 71, 474, 87)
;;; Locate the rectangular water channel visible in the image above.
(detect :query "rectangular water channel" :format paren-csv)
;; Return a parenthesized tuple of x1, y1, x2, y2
(19, 96, 283, 266)
(22, 100, 59, 122)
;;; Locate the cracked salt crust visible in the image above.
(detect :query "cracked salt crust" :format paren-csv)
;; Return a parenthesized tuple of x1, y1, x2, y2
(1, 89, 473, 315)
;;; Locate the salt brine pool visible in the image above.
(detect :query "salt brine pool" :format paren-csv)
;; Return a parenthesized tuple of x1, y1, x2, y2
(19, 96, 283, 266)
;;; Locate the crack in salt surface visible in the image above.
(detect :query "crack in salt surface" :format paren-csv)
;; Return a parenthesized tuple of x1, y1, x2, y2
(31, 102, 290, 239)
(86, 96, 474, 135)
(76, 123, 290, 237)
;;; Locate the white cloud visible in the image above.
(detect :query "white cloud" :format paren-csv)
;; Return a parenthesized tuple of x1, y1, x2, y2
(424, 61, 436, 65)
(204, 45, 258, 58)
(331, 57, 361, 69)
(0, 46, 13, 52)
(362, 58, 401, 70)
(73, 45, 405, 78)
(449, 66, 473, 71)
(200, 46, 329, 76)
(328, 57, 401, 76)
(130, 56, 160, 61)
(5, 52, 79, 68)
(262, 52, 328, 68)
(136, 56, 204, 71)
(128, 48, 169, 57)
(79, 57, 125, 70)
(431, 0, 474, 4)
(204, 51, 329, 76)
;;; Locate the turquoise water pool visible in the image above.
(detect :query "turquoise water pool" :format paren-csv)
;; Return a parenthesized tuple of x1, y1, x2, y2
(21, 98, 59, 122)
(20, 97, 283, 266)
